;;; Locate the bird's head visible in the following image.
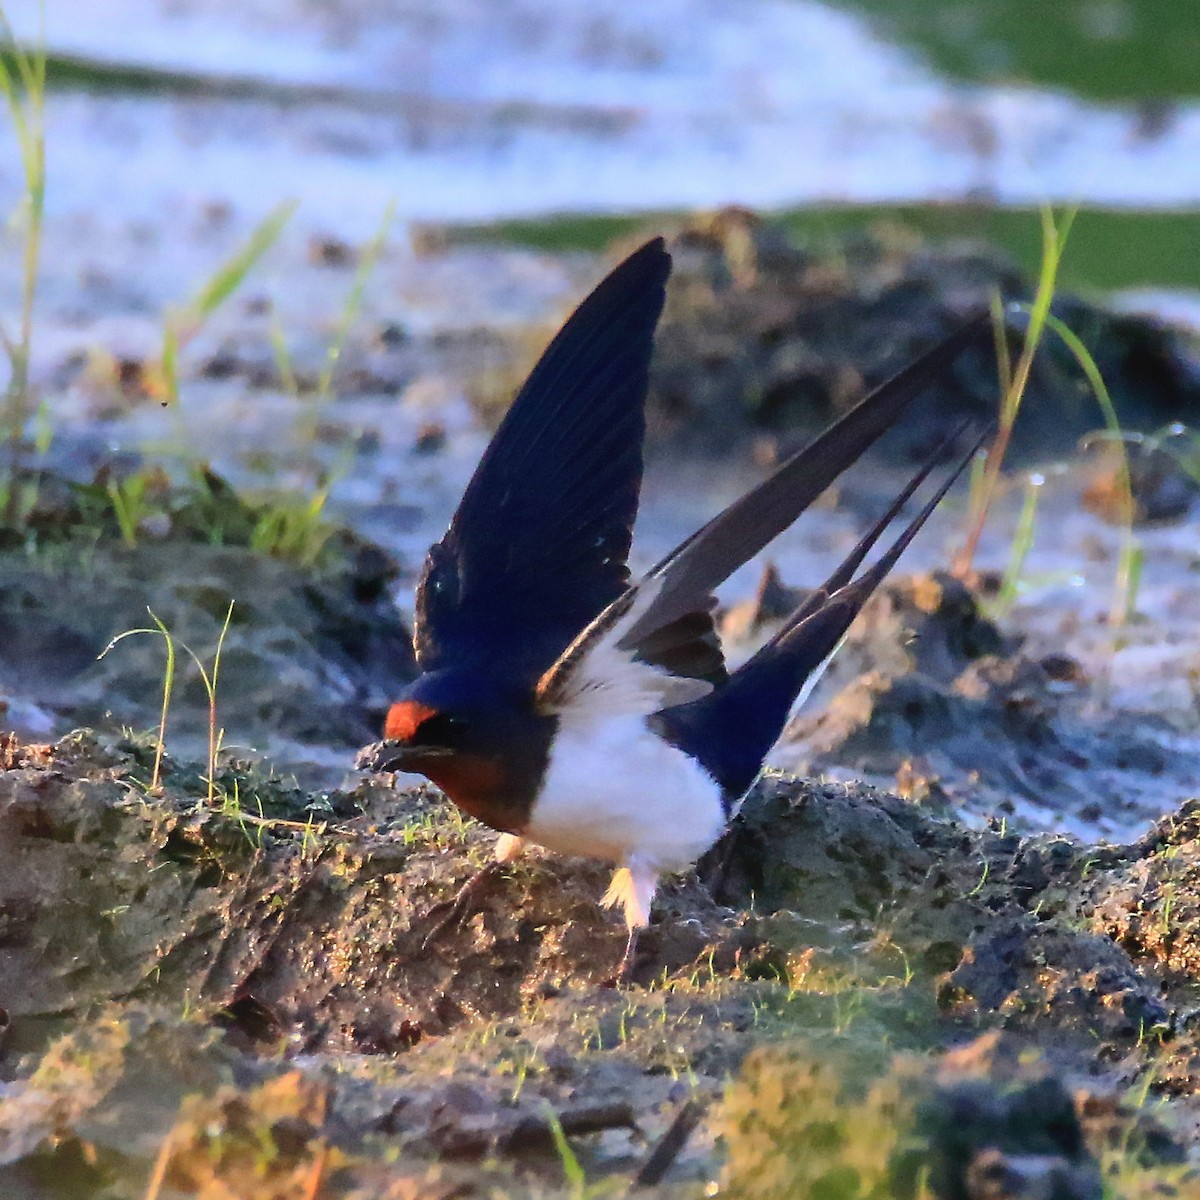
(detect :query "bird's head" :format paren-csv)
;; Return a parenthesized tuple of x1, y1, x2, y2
(357, 671, 485, 773)
(356, 671, 554, 832)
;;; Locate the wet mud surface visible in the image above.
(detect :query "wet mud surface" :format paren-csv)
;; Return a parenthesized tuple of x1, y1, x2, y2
(4, 719, 1200, 1196)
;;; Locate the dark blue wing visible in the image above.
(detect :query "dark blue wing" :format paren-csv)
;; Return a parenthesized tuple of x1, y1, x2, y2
(414, 238, 671, 679)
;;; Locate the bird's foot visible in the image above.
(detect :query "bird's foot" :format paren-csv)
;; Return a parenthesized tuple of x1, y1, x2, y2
(604, 927, 643, 988)
(421, 861, 503, 950)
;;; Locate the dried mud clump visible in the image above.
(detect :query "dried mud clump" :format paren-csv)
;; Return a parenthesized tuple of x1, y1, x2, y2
(788, 572, 1189, 836)
(720, 772, 1172, 1050)
(816, 571, 1010, 687)
(790, 573, 1058, 798)
(643, 208, 1200, 455)
(1084, 801, 1200, 982)
(1083, 438, 1200, 526)
(940, 917, 1171, 1042)
(0, 523, 414, 757)
(915, 1033, 1104, 1200)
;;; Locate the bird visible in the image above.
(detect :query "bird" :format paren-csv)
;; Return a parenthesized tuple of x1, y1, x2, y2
(357, 237, 993, 980)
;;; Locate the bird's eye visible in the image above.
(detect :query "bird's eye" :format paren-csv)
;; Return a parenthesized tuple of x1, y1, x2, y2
(418, 712, 468, 743)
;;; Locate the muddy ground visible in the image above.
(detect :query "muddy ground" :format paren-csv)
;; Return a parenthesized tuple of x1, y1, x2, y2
(3, 706, 1200, 1198)
(4, 570, 1200, 1197)
(5, 218, 1200, 1196)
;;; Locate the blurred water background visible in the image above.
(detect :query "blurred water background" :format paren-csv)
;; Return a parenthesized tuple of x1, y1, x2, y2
(1, 0, 1197, 296)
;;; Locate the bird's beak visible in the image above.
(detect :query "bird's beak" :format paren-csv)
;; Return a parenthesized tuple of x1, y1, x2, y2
(355, 739, 452, 773)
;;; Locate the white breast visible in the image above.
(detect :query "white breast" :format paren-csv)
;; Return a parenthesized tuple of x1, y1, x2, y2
(526, 714, 727, 874)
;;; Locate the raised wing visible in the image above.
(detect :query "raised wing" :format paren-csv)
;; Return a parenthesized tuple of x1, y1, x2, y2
(414, 238, 671, 679)
(536, 314, 991, 717)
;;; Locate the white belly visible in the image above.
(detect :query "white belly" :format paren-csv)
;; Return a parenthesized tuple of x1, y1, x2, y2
(526, 715, 727, 873)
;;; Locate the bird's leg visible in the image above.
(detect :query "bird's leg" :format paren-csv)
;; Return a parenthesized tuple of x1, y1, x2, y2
(421, 863, 500, 949)
(696, 826, 740, 905)
(421, 834, 524, 950)
(601, 859, 660, 986)
(612, 926, 642, 987)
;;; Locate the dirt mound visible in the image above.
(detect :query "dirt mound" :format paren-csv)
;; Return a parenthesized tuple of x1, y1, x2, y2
(4, 731, 1200, 1196)
(1084, 801, 1200, 988)
(0, 535, 413, 763)
(642, 209, 1200, 457)
(0, 730, 1168, 1052)
(786, 573, 1192, 839)
(0, 733, 741, 1050)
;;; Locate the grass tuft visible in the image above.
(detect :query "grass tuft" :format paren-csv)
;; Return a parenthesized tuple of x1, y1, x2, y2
(247, 477, 335, 567)
(100, 607, 178, 793)
(101, 601, 235, 805)
(719, 1048, 917, 1200)
(952, 206, 1140, 628)
(0, 4, 46, 525)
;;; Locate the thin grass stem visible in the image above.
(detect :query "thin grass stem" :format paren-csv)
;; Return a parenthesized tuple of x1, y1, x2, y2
(146, 610, 176, 792)
(1042, 311, 1140, 625)
(955, 205, 1076, 576)
(156, 200, 296, 450)
(269, 312, 299, 399)
(993, 472, 1042, 615)
(313, 199, 395, 406)
(0, 6, 46, 523)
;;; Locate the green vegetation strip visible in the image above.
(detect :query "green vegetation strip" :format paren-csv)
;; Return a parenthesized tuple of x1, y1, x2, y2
(452, 204, 1200, 295)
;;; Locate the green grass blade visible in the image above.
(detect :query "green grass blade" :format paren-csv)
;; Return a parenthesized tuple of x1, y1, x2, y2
(314, 199, 395, 403)
(191, 199, 297, 320)
(147, 609, 177, 793)
(159, 318, 181, 408)
(543, 1106, 587, 1197)
(0, 4, 46, 522)
(956, 204, 1075, 577)
(268, 313, 298, 398)
(1043, 310, 1140, 625)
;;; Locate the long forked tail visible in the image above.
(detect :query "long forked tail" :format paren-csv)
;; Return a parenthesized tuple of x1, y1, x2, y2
(652, 422, 992, 801)
(621, 313, 992, 648)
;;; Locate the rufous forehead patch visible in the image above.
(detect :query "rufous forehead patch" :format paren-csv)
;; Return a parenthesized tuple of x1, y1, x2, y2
(385, 700, 437, 742)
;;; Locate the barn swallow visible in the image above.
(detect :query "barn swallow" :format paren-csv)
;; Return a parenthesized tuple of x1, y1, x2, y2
(358, 238, 992, 979)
